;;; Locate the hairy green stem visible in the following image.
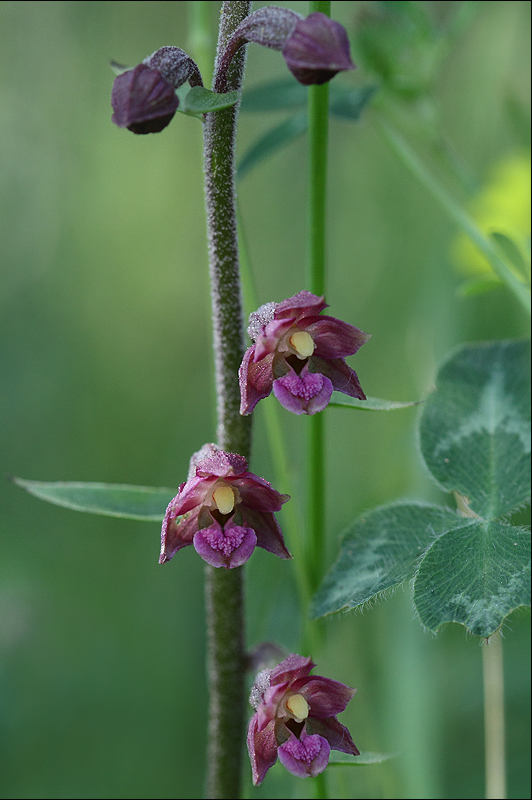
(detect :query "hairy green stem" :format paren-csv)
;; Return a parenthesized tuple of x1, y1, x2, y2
(202, 3, 252, 798)
(306, 0, 330, 602)
(483, 633, 507, 799)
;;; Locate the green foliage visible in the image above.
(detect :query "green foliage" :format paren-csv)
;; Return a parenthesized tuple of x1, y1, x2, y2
(13, 478, 175, 521)
(238, 80, 376, 179)
(419, 340, 530, 519)
(176, 85, 241, 115)
(312, 340, 531, 637)
(328, 751, 397, 766)
(329, 393, 421, 411)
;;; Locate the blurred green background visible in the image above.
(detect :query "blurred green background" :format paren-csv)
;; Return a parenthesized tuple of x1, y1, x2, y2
(1, 2, 529, 798)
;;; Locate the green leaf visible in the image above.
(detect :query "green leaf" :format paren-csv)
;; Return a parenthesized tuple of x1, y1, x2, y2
(314, 339, 531, 636)
(237, 112, 307, 181)
(329, 393, 422, 411)
(419, 339, 531, 518)
(456, 275, 503, 298)
(241, 78, 307, 112)
(328, 750, 398, 766)
(414, 520, 531, 636)
(311, 503, 460, 618)
(182, 86, 240, 114)
(110, 60, 130, 76)
(490, 231, 531, 282)
(329, 85, 378, 120)
(13, 478, 175, 521)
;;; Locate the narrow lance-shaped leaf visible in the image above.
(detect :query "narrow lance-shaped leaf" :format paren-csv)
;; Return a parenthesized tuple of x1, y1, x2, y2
(237, 112, 307, 180)
(12, 477, 175, 521)
(328, 750, 398, 766)
(329, 392, 422, 411)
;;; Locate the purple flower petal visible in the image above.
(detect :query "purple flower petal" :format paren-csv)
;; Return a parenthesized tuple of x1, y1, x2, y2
(247, 716, 279, 786)
(278, 732, 330, 778)
(270, 654, 315, 685)
(195, 450, 247, 478)
(159, 505, 201, 564)
(167, 474, 215, 516)
(302, 316, 371, 359)
(253, 318, 295, 360)
(193, 521, 257, 568)
(305, 716, 360, 756)
(295, 676, 356, 717)
(273, 367, 333, 415)
(235, 473, 290, 513)
(239, 348, 276, 415)
(240, 507, 291, 559)
(275, 291, 328, 320)
(310, 356, 367, 399)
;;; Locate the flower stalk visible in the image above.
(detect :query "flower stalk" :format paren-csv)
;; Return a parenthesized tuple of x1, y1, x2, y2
(202, 3, 252, 797)
(307, 0, 331, 597)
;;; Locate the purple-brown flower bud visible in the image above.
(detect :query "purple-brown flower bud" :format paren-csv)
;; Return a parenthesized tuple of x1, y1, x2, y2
(220, 8, 354, 89)
(111, 64, 179, 134)
(143, 46, 203, 89)
(282, 12, 355, 85)
(111, 47, 202, 135)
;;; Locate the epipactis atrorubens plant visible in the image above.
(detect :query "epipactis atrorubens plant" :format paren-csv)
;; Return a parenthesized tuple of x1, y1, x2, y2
(110, 4, 364, 789)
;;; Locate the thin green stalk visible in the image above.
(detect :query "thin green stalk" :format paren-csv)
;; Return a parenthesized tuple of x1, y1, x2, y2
(187, 1, 214, 88)
(483, 633, 507, 799)
(202, 4, 252, 798)
(376, 115, 531, 315)
(237, 206, 313, 614)
(306, 0, 330, 599)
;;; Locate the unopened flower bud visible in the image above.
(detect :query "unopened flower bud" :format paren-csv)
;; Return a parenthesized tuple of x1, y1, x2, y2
(143, 46, 203, 89)
(282, 12, 355, 86)
(220, 8, 354, 90)
(111, 47, 202, 135)
(111, 64, 179, 134)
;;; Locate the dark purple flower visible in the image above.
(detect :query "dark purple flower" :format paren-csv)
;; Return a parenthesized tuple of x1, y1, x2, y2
(239, 291, 370, 416)
(111, 64, 179, 134)
(220, 9, 354, 89)
(111, 47, 202, 135)
(247, 654, 359, 785)
(160, 445, 290, 568)
(283, 12, 355, 85)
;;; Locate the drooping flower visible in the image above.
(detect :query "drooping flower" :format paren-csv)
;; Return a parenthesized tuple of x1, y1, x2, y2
(239, 291, 370, 416)
(111, 46, 202, 134)
(219, 9, 354, 89)
(282, 11, 355, 85)
(160, 444, 290, 568)
(247, 654, 359, 785)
